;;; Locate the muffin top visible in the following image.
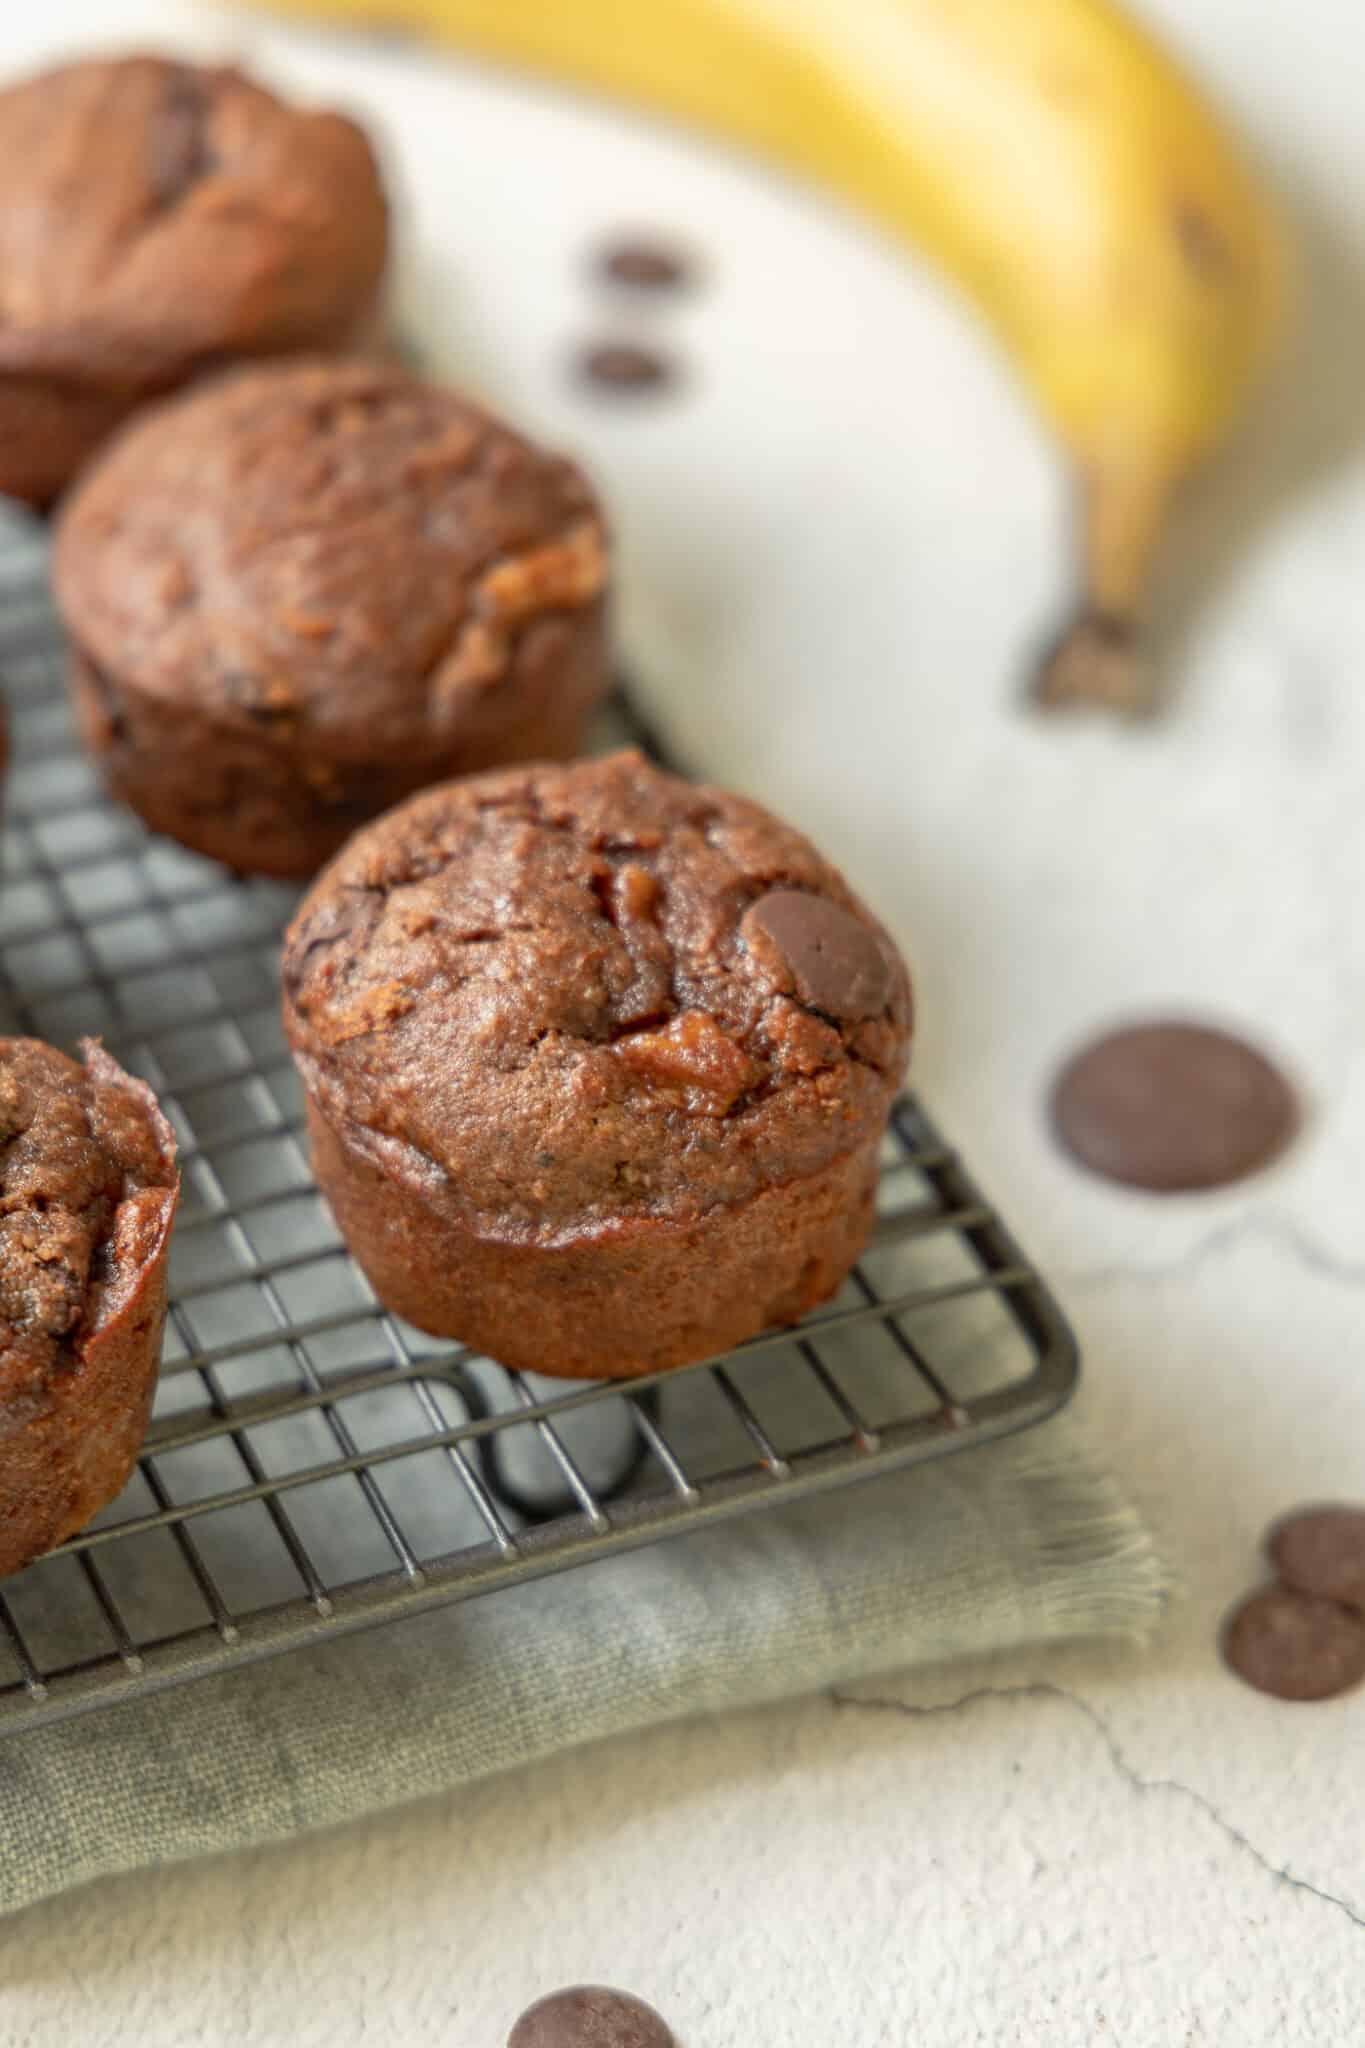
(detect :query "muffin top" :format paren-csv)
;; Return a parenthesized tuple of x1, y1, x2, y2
(0, 53, 387, 390)
(0, 1038, 178, 1409)
(53, 359, 609, 761)
(283, 751, 912, 1243)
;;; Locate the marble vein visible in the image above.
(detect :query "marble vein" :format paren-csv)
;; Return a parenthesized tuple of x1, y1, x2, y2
(829, 1683, 1365, 1933)
(1057, 1213, 1365, 1294)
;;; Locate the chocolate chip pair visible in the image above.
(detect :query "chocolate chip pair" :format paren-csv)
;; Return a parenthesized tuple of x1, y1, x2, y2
(575, 232, 694, 395)
(1222, 1507, 1365, 1702)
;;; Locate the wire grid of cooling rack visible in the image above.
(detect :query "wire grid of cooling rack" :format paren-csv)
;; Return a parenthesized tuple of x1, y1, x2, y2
(0, 510, 1076, 1733)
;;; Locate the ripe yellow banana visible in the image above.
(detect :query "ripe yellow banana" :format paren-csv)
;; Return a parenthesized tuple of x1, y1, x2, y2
(259, 0, 1290, 715)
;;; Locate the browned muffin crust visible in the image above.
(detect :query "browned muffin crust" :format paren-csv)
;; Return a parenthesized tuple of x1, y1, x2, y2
(282, 752, 911, 1376)
(54, 359, 612, 876)
(54, 358, 609, 872)
(0, 1038, 179, 1580)
(0, 53, 388, 506)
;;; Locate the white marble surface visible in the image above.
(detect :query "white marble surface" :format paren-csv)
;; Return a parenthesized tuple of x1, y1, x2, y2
(4, 0, 1365, 2039)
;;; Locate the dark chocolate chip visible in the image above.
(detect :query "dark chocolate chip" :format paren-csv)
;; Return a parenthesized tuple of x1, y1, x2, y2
(1049, 1020, 1297, 1192)
(148, 70, 215, 210)
(1268, 1506, 1365, 1611)
(741, 888, 892, 1022)
(597, 238, 692, 290)
(1222, 1585, 1365, 1702)
(576, 342, 677, 393)
(508, 1985, 674, 2048)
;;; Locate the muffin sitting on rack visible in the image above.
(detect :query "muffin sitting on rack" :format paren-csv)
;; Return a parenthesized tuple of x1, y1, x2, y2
(0, 52, 391, 509)
(282, 750, 912, 1379)
(53, 359, 612, 877)
(0, 1038, 179, 1580)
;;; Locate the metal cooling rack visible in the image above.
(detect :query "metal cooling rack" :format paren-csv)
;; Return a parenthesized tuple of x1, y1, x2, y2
(0, 509, 1076, 1734)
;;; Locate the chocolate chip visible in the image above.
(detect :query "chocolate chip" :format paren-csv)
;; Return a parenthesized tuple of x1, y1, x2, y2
(1222, 1585, 1365, 1701)
(1268, 1506, 1365, 1610)
(597, 238, 692, 291)
(576, 342, 677, 393)
(148, 70, 214, 210)
(507, 1986, 674, 2048)
(741, 888, 893, 1022)
(1048, 1020, 1297, 1192)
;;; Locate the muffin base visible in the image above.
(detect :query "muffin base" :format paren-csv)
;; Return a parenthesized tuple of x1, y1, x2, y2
(306, 1100, 883, 1380)
(67, 604, 609, 877)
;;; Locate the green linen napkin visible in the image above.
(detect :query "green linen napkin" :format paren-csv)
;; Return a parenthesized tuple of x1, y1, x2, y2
(1, 1408, 1166, 1918)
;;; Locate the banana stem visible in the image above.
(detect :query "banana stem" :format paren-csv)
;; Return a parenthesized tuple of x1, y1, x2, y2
(1032, 609, 1149, 717)
(1030, 461, 1176, 718)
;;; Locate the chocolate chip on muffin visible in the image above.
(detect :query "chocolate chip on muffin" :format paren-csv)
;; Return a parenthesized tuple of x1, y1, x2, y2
(0, 53, 389, 507)
(281, 751, 912, 1380)
(0, 1038, 179, 1581)
(53, 360, 612, 877)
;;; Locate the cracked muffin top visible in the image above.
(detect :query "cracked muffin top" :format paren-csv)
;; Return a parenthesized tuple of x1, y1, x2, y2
(54, 358, 609, 760)
(282, 752, 912, 1241)
(0, 1038, 178, 1415)
(0, 54, 387, 391)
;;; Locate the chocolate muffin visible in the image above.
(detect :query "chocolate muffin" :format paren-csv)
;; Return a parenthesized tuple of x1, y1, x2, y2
(0, 53, 389, 508)
(53, 360, 612, 877)
(0, 1039, 179, 1580)
(282, 752, 912, 1379)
